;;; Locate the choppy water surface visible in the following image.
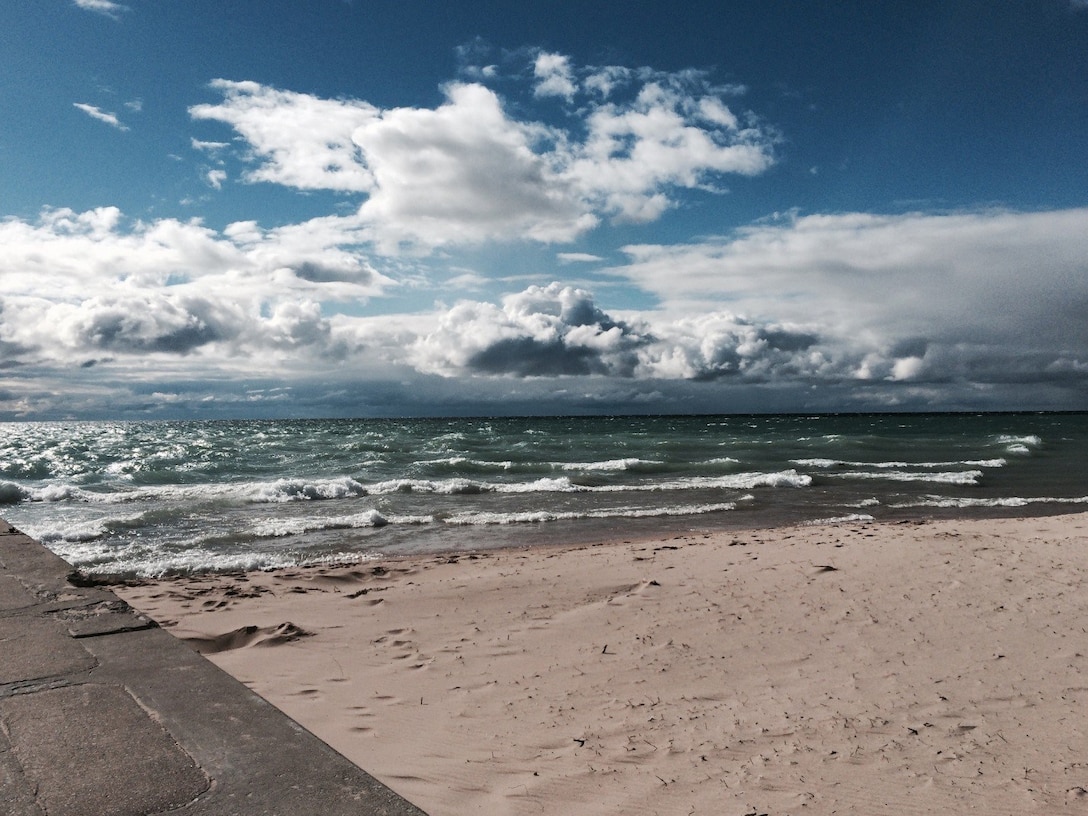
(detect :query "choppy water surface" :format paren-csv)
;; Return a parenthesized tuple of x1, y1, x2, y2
(2, 413, 1086, 576)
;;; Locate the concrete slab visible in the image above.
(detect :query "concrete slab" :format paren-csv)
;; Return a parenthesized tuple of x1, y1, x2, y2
(0, 724, 43, 816)
(0, 616, 96, 686)
(0, 683, 209, 816)
(0, 574, 35, 611)
(51, 599, 156, 638)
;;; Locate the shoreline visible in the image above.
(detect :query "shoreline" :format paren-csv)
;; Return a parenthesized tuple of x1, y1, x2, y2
(85, 501, 1088, 585)
(117, 511, 1088, 814)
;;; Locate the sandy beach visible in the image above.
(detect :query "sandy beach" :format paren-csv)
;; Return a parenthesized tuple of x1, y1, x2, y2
(116, 512, 1088, 815)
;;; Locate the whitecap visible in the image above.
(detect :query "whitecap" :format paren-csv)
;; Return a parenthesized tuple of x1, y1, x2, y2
(802, 514, 876, 525)
(250, 509, 434, 538)
(561, 458, 657, 472)
(996, 434, 1042, 454)
(247, 477, 368, 503)
(892, 495, 1088, 509)
(443, 501, 737, 526)
(828, 470, 983, 486)
(794, 458, 1005, 469)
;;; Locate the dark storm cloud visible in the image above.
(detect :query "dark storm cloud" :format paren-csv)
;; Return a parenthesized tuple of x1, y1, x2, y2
(71, 297, 237, 355)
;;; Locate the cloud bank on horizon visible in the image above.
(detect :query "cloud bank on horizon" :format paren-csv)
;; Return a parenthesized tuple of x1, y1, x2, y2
(2, 5, 1088, 418)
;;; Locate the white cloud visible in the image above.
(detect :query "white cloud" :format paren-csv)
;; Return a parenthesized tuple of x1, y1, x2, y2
(189, 80, 379, 192)
(191, 55, 777, 253)
(610, 207, 1088, 384)
(0, 207, 389, 375)
(405, 282, 835, 383)
(389, 240, 1088, 391)
(352, 82, 593, 250)
(4, 204, 1088, 416)
(533, 52, 577, 100)
(73, 103, 129, 131)
(191, 138, 230, 152)
(584, 66, 632, 98)
(411, 283, 647, 377)
(6, 198, 1086, 406)
(557, 252, 604, 264)
(399, 290, 831, 393)
(72, 0, 128, 18)
(386, 206, 1088, 389)
(569, 79, 774, 223)
(205, 169, 227, 189)
(615, 208, 1088, 329)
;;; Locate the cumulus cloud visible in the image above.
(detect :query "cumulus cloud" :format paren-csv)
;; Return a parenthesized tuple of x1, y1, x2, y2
(568, 77, 773, 223)
(0, 207, 388, 374)
(73, 103, 129, 131)
(6, 199, 1086, 408)
(190, 54, 777, 253)
(392, 204, 1088, 392)
(352, 82, 593, 250)
(411, 283, 648, 377)
(533, 52, 577, 100)
(59, 295, 239, 354)
(584, 66, 632, 98)
(408, 282, 834, 383)
(190, 80, 379, 192)
(637, 313, 827, 382)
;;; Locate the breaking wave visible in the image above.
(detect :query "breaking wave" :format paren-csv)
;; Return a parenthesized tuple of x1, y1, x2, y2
(444, 501, 738, 526)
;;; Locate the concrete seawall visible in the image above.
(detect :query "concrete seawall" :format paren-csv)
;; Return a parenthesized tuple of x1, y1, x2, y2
(0, 518, 428, 816)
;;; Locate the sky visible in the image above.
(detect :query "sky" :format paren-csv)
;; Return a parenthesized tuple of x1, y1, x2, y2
(2, 1, 1088, 419)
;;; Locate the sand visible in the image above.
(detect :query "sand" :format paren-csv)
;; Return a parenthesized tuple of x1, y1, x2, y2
(116, 513, 1088, 815)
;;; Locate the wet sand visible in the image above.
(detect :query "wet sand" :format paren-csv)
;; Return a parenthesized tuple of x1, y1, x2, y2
(117, 512, 1088, 815)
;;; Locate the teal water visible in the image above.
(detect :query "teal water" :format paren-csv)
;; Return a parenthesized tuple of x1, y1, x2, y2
(2, 413, 1086, 577)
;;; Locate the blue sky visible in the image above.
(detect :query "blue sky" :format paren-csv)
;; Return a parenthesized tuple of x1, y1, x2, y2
(2, 0, 1088, 418)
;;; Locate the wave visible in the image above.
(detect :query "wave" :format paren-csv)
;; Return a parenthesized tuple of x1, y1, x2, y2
(0, 480, 96, 504)
(996, 434, 1042, 455)
(35, 518, 116, 544)
(367, 477, 497, 495)
(0, 481, 26, 504)
(55, 542, 378, 579)
(250, 510, 433, 538)
(365, 470, 810, 496)
(3, 462, 815, 511)
(575, 470, 811, 491)
(561, 457, 660, 472)
(30, 512, 148, 544)
(802, 514, 876, 526)
(891, 495, 1088, 509)
(825, 470, 984, 485)
(245, 477, 368, 503)
(1, 476, 370, 506)
(418, 456, 514, 470)
(443, 501, 738, 526)
(793, 458, 1005, 469)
